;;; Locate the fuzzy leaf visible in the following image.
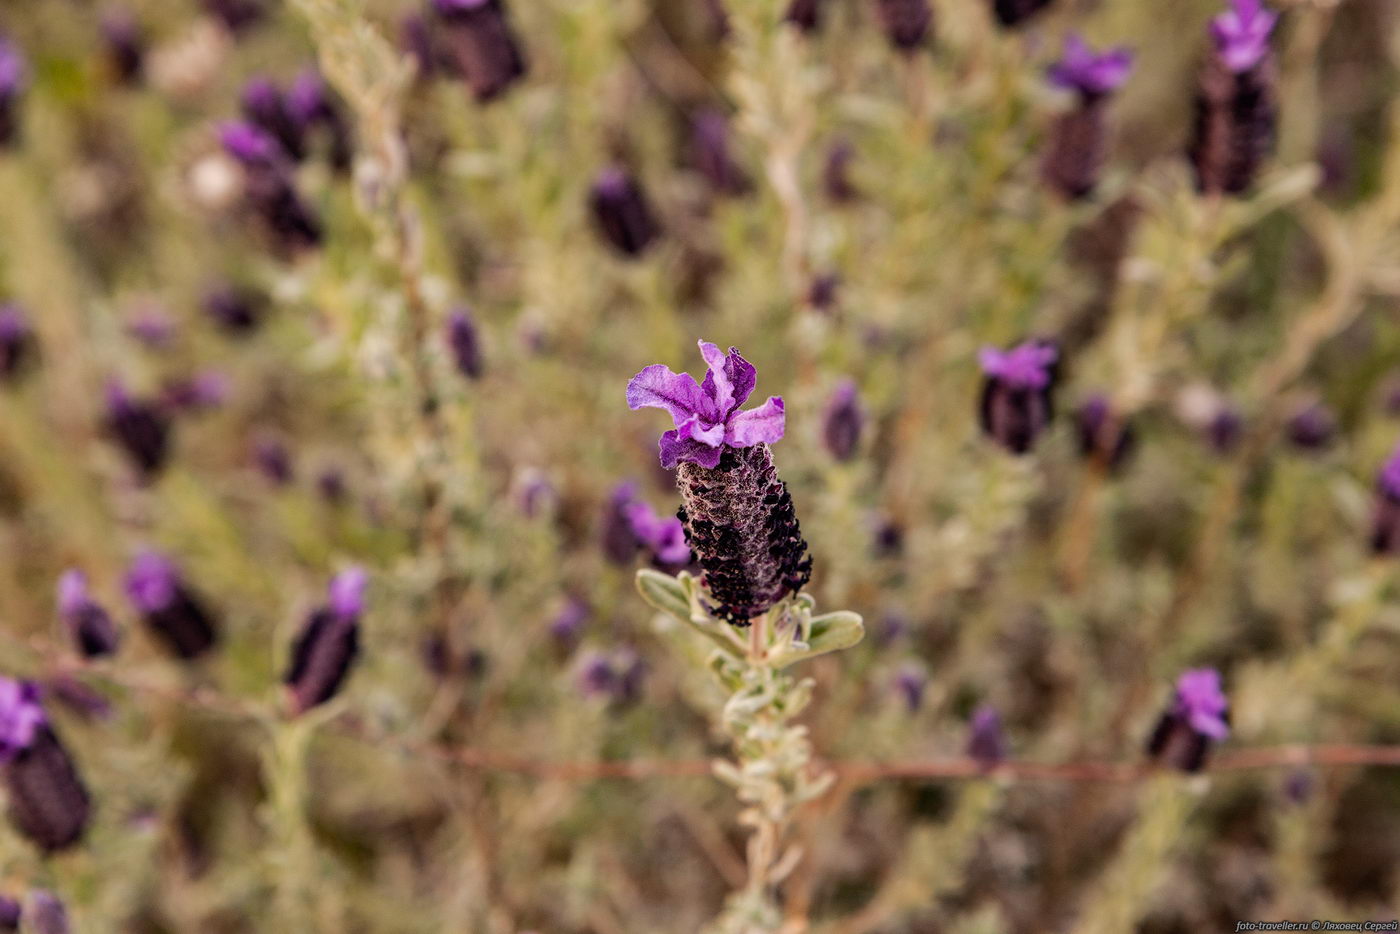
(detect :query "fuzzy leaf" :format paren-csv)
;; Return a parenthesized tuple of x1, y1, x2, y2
(634, 568, 691, 623)
(775, 610, 865, 667)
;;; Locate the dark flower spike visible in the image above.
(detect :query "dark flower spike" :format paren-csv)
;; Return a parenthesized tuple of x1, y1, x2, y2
(203, 283, 264, 334)
(0, 895, 17, 931)
(978, 340, 1059, 454)
(1285, 401, 1336, 452)
(104, 381, 172, 479)
(57, 570, 120, 659)
(286, 69, 353, 172)
(285, 567, 366, 715)
(990, 0, 1054, 27)
(0, 36, 27, 148)
(1146, 667, 1230, 773)
(432, 0, 528, 103)
(875, 0, 933, 52)
(1075, 393, 1135, 472)
(101, 10, 145, 86)
(203, 0, 265, 33)
(822, 379, 865, 463)
(892, 663, 925, 712)
(162, 371, 230, 413)
(0, 305, 34, 382)
(690, 109, 751, 198)
(1189, 0, 1278, 195)
(967, 705, 1007, 770)
(1369, 444, 1400, 556)
(549, 596, 589, 646)
(589, 167, 662, 258)
(0, 678, 90, 852)
(824, 139, 859, 204)
(1042, 36, 1133, 200)
(125, 551, 220, 659)
(26, 892, 69, 934)
(253, 436, 295, 486)
(628, 341, 810, 624)
(575, 649, 645, 704)
(784, 0, 827, 32)
(447, 307, 484, 380)
(623, 499, 692, 572)
(241, 77, 304, 161)
(219, 121, 323, 255)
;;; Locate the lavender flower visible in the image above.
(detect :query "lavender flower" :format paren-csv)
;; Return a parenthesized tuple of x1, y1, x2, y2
(822, 379, 865, 462)
(316, 466, 348, 505)
(575, 649, 645, 704)
(253, 436, 295, 486)
(1369, 444, 1400, 556)
(967, 705, 1007, 770)
(241, 77, 304, 162)
(286, 69, 352, 172)
(990, 0, 1054, 28)
(875, 0, 933, 52)
(1042, 37, 1133, 200)
(0, 36, 27, 147)
(784, 0, 828, 32)
(689, 109, 750, 198)
(549, 596, 589, 646)
(1075, 393, 1134, 471)
(105, 381, 173, 479)
(1189, 0, 1278, 195)
(1146, 668, 1230, 773)
(807, 273, 840, 312)
(1207, 404, 1244, 455)
(978, 340, 1059, 454)
(219, 121, 322, 255)
(162, 371, 230, 413)
(1286, 402, 1336, 452)
(602, 481, 642, 566)
(101, 10, 145, 86)
(125, 551, 220, 659)
(125, 305, 177, 348)
(57, 571, 120, 659)
(447, 307, 484, 380)
(623, 499, 692, 572)
(432, 0, 529, 103)
(0, 678, 90, 852)
(0, 305, 33, 382)
(823, 139, 859, 204)
(1283, 769, 1313, 806)
(25, 892, 68, 934)
(590, 167, 662, 258)
(892, 663, 926, 712)
(285, 568, 366, 714)
(0, 896, 17, 931)
(203, 283, 264, 334)
(627, 341, 810, 623)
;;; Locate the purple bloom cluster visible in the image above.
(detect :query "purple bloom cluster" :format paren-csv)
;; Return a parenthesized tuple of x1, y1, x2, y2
(218, 120, 323, 255)
(823, 380, 865, 462)
(1047, 36, 1134, 100)
(125, 551, 220, 659)
(575, 648, 645, 704)
(978, 340, 1059, 454)
(447, 308, 484, 380)
(590, 167, 662, 258)
(1209, 0, 1277, 73)
(285, 568, 367, 714)
(623, 499, 692, 570)
(0, 679, 45, 762)
(105, 380, 173, 479)
(430, 0, 528, 103)
(967, 705, 1008, 770)
(57, 571, 120, 659)
(0, 304, 33, 381)
(1190, 0, 1278, 194)
(1371, 443, 1400, 555)
(1147, 668, 1230, 772)
(0, 35, 27, 147)
(0, 678, 89, 851)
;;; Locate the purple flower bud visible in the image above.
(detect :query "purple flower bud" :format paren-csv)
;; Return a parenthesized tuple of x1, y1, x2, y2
(0, 896, 18, 931)
(204, 0, 265, 32)
(316, 466, 347, 504)
(602, 482, 641, 566)
(823, 139, 859, 204)
(286, 69, 352, 172)
(1047, 35, 1133, 100)
(433, 0, 528, 103)
(1370, 444, 1400, 556)
(576, 650, 617, 698)
(242, 77, 304, 162)
(1, 684, 89, 852)
(967, 705, 1007, 769)
(285, 568, 366, 714)
(990, 0, 1054, 27)
(784, 0, 827, 32)
(822, 379, 865, 462)
(220, 120, 285, 169)
(57, 571, 120, 659)
(1147, 668, 1230, 772)
(575, 649, 644, 704)
(253, 436, 295, 486)
(125, 306, 177, 348)
(871, 514, 904, 559)
(807, 273, 840, 312)
(0, 36, 28, 148)
(1285, 402, 1336, 452)
(104, 381, 173, 478)
(162, 370, 230, 413)
(590, 168, 662, 258)
(220, 121, 322, 255)
(1207, 404, 1244, 454)
(1075, 394, 1134, 471)
(892, 664, 925, 712)
(1282, 768, 1313, 806)
(875, 0, 933, 51)
(878, 611, 909, 645)
(549, 597, 589, 646)
(689, 109, 750, 197)
(1190, 0, 1277, 195)
(623, 499, 692, 571)
(978, 340, 1059, 454)
(447, 308, 484, 380)
(513, 469, 556, 518)
(203, 283, 264, 334)
(0, 304, 34, 382)
(101, 10, 145, 85)
(25, 892, 69, 934)
(125, 552, 220, 659)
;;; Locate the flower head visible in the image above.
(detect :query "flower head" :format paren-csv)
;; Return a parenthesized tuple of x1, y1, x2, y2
(978, 340, 1058, 390)
(219, 120, 284, 167)
(967, 705, 1008, 768)
(447, 308, 484, 380)
(822, 379, 865, 462)
(623, 500, 691, 568)
(327, 567, 367, 621)
(892, 663, 926, 712)
(1210, 0, 1277, 73)
(1380, 444, 1400, 502)
(0, 678, 44, 761)
(1172, 668, 1230, 741)
(0, 36, 27, 98)
(1047, 35, 1133, 99)
(125, 551, 178, 613)
(627, 340, 785, 469)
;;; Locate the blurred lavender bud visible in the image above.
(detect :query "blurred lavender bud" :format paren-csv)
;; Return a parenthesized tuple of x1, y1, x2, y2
(203, 283, 264, 335)
(1075, 393, 1135, 472)
(253, 436, 295, 486)
(1206, 405, 1243, 455)
(104, 381, 172, 479)
(241, 76, 304, 162)
(576, 650, 616, 699)
(101, 9, 145, 86)
(0, 896, 17, 931)
(967, 705, 1007, 770)
(219, 121, 322, 255)
(446, 307, 484, 380)
(784, 0, 828, 32)
(990, 0, 1054, 27)
(806, 273, 840, 313)
(978, 340, 1059, 455)
(601, 481, 641, 566)
(613, 648, 646, 704)
(316, 466, 347, 505)
(125, 305, 177, 348)
(161, 370, 230, 413)
(874, 0, 933, 52)
(628, 342, 810, 624)
(513, 469, 556, 518)
(549, 597, 589, 647)
(872, 515, 904, 559)
(57, 571, 120, 659)
(125, 551, 220, 659)
(1189, 0, 1278, 195)
(822, 379, 865, 462)
(1285, 402, 1336, 452)
(1282, 768, 1313, 806)
(285, 567, 366, 715)
(823, 139, 858, 204)
(431, 0, 528, 103)
(892, 663, 926, 712)
(690, 109, 750, 197)
(0, 679, 90, 852)
(0, 36, 28, 148)
(1146, 668, 1230, 773)
(286, 69, 352, 172)
(877, 611, 909, 645)
(623, 499, 692, 573)
(0, 305, 34, 383)
(25, 891, 68, 934)
(1042, 37, 1134, 200)
(203, 0, 265, 33)
(1369, 445, 1400, 556)
(590, 167, 662, 258)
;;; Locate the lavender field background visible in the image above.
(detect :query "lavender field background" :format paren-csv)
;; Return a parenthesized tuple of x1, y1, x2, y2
(2, 0, 1400, 930)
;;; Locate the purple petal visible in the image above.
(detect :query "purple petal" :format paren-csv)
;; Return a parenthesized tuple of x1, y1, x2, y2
(1188, 710, 1231, 741)
(626, 364, 717, 426)
(675, 412, 725, 447)
(724, 396, 785, 448)
(328, 567, 368, 620)
(659, 430, 724, 469)
(697, 341, 757, 416)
